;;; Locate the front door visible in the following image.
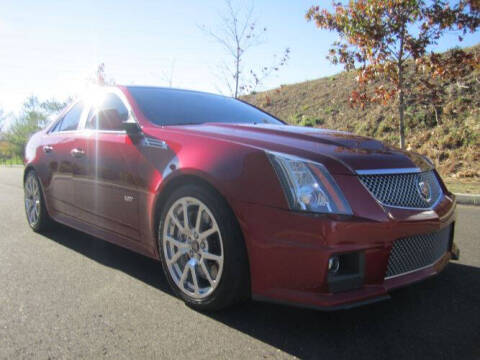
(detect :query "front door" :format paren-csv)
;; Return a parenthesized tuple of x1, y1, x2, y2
(73, 93, 141, 240)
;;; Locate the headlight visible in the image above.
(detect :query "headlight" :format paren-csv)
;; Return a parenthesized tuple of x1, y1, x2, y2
(267, 151, 352, 215)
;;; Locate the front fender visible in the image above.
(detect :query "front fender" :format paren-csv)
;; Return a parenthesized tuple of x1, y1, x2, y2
(153, 136, 287, 209)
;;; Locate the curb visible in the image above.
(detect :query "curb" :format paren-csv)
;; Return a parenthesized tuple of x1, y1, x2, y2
(0, 164, 24, 168)
(455, 193, 480, 206)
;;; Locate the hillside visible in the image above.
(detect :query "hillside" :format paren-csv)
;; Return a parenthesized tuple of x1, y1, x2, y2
(242, 45, 480, 183)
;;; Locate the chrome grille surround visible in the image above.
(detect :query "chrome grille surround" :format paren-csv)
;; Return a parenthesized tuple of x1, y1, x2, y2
(358, 169, 443, 209)
(385, 226, 452, 279)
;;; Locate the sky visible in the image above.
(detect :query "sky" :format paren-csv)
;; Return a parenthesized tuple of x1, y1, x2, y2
(0, 0, 479, 116)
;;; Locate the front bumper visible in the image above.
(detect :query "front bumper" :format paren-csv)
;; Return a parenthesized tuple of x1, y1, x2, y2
(234, 192, 457, 310)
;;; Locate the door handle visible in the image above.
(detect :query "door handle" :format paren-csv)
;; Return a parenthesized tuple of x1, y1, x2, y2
(70, 148, 85, 158)
(43, 145, 53, 153)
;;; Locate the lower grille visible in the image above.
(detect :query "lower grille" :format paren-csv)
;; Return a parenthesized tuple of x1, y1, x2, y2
(385, 226, 452, 279)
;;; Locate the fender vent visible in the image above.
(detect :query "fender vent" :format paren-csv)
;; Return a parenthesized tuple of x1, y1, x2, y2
(144, 137, 168, 149)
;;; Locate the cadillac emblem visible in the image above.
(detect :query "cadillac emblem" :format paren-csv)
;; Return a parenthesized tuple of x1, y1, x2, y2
(417, 180, 431, 202)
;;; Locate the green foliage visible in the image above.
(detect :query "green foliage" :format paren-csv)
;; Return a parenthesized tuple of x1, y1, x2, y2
(0, 109, 4, 131)
(2, 96, 68, 158)
(0, 155, 23, 166)
(323, 105, 338, 116)
(289, 113, 325, 127)
(376, 120, 394, 136)
(41, 98, 71, 113)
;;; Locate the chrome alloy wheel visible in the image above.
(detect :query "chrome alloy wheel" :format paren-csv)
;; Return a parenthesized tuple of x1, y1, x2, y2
(24, 174, 41, 227)
(162, 197, 224, 299)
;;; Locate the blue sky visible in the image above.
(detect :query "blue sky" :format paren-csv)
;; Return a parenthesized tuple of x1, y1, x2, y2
(0, 0, 478, 114)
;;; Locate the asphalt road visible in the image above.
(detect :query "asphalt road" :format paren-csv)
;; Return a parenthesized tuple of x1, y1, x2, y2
(1, 166, 479, 360)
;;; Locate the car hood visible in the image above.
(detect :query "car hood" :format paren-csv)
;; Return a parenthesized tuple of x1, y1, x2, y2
(152, 123, 431, 175)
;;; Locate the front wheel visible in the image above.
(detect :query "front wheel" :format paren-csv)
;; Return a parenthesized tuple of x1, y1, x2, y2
(158, 184, 249, 311)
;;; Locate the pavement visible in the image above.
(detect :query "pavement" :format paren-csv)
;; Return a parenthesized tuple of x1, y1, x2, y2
(0, 166, 479, 360)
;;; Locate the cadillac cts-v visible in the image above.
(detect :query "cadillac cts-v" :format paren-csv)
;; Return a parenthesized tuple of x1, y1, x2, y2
(23, 86, 459, 311)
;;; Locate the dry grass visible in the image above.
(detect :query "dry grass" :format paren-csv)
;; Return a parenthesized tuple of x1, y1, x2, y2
(242, 44, 480, 187)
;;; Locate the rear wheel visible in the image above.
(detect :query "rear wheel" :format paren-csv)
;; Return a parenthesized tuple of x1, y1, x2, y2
(158, 184, 249, 311)
(24, 171, 54, 232)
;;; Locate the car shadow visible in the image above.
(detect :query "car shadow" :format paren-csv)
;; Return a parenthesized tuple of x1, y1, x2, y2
(42, 224, 172, 295)
(42, 225, 480, 360)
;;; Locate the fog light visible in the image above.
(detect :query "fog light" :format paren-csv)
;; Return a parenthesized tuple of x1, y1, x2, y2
(327, 252, 365, 293)
(328, 256, 340, 273)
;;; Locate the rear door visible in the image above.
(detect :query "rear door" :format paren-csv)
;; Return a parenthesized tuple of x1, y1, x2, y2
(73, 93, 141, 240)
(43, 101, 86, 217)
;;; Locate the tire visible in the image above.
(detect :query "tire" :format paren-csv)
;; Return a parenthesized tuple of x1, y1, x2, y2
(158, 184, 250, 311)
(24, 170, 55, 233)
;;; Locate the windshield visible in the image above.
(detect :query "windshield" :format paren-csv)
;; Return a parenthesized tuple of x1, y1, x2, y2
(127, 86, 284, 126)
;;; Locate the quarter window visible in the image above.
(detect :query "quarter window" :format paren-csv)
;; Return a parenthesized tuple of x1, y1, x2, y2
(49, 118, 63, 133)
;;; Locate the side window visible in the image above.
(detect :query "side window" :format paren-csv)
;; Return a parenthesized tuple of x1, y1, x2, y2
(49, 118, 63, 133)
(58, 102, 84, 132)
(86, 94, 129, 131)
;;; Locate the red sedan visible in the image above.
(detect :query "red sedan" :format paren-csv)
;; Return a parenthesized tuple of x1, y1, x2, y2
(24, 86, 459, 311)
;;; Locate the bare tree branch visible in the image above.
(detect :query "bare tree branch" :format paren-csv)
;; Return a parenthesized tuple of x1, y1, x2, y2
(160, 59, 176, 87)
(200, 0, 288, 98)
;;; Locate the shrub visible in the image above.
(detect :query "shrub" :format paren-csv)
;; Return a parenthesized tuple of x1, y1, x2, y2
(289, 113, 325, 127)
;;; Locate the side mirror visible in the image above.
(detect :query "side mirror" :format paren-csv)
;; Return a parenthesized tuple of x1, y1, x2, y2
(122, 120, 142, 136)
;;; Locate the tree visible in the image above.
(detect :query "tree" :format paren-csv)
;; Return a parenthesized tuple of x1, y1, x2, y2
(4, 96, 68, 157)
(0, 110, 12, 160)
(94, 63, 115, 86)
(0, 109, 4, 132)
(414, 47, 479, 125)
(41, 98, 71, 114)
(201, 0, 290, 98)
(306, 0, 479, 149)
(160, 59, 176, 88)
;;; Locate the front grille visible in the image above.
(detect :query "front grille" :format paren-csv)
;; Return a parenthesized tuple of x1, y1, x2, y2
(358, 170, 443, 208)
(385, 226, 452, 279)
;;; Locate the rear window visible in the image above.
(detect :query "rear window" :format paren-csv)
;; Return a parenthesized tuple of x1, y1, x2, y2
(127, 86, 283, 126)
